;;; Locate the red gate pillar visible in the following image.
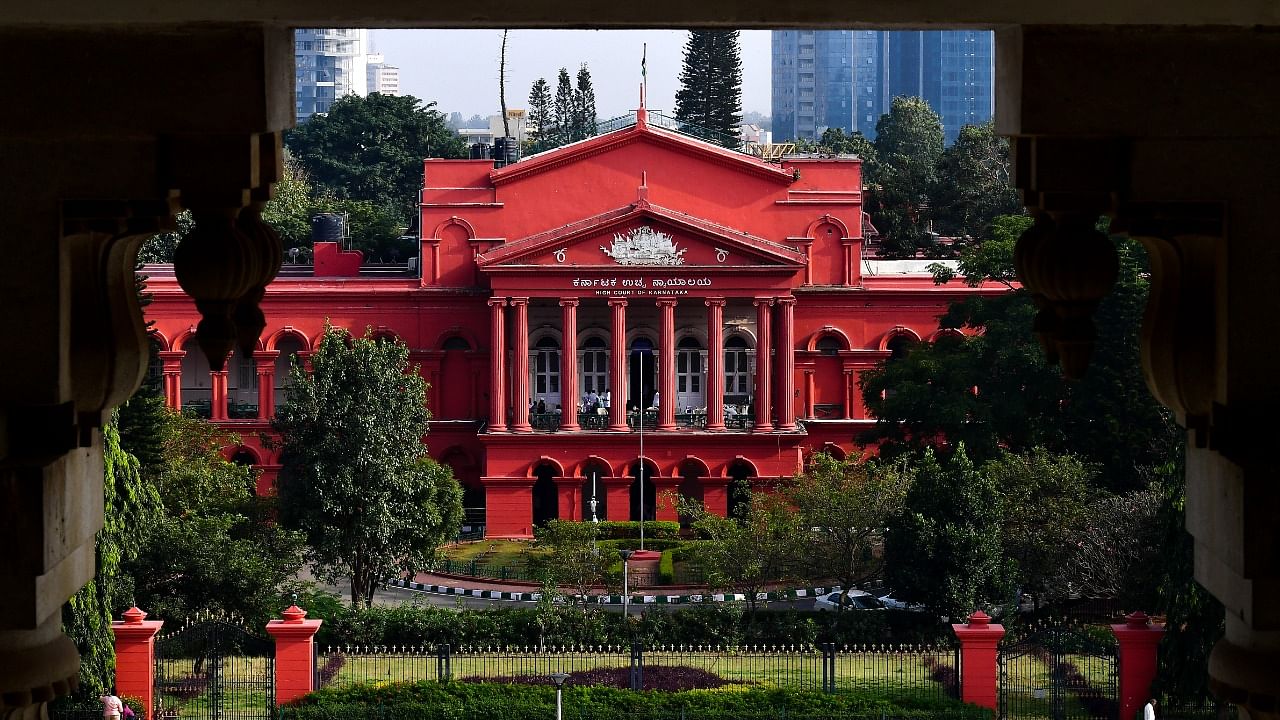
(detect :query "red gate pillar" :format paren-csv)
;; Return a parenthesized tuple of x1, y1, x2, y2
(266, 604, 322, 706)
(1111, 612, 1165, 720)
(111, 607, 163, 719)
(952, 610, 1005, 711)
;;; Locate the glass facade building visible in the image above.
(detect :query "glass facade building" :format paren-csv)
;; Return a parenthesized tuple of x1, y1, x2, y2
(773, 29, 994, 144)
(294, 28, 370, 124)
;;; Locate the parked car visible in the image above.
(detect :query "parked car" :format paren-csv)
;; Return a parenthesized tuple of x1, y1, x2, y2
(875, 590, 926, 612)
(814, 589, 886, 611)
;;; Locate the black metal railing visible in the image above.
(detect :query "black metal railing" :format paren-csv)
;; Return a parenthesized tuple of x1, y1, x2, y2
(430, 558, 539, 582)
(525, 411, 755, 432)
(315, 643, 959, 698)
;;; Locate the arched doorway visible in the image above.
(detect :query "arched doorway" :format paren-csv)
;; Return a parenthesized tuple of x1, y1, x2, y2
(727, 459, 754, 520)
(273, 335, 306, 412)
(581, 460, 610, 522)
(677, 460, 706, 527)
(629, 337, 656, 410)
(532, 462, 559, 527)
(629, 459, 658, 522)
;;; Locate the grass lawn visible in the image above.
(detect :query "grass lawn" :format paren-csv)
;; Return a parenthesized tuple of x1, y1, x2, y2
(441, 539, 543, 563)
(319, 648, 954, 694)
(155, 656, 273, 718)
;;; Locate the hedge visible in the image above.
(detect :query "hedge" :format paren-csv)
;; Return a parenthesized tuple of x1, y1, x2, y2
(311, 603, 951, 649)
(283, 682, 990, 720)
(657, 551, 676, 585)
(594, 521, 681, 540)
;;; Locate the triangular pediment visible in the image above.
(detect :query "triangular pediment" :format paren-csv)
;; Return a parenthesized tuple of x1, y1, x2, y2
(489, 113, 795, 187)
(475, 202, 805, 271)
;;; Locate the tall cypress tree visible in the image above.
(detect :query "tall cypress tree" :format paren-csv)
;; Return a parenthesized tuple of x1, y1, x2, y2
(574, 64, 597, 141)
(527, 78, 553, 152)
(553, 68, 575, 147)
(674, 30, 743, 148)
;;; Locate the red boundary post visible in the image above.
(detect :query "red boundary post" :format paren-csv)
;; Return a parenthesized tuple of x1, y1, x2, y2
(952, 610, 1005, 710)
(111, 606, 163, 719)
(266, 604, 323, 706)
(1112, 611, 1165, 720)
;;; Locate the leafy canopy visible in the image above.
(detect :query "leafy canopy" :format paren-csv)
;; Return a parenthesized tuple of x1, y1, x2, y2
(286, 93, 467, 222)
(273, 325, 463, 607)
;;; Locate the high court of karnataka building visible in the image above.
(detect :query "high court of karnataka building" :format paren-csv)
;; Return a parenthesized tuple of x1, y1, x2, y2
(143, 108, 1001, 538)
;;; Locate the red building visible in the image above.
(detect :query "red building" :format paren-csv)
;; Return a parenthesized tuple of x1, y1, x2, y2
(143, 108, 1002, 538)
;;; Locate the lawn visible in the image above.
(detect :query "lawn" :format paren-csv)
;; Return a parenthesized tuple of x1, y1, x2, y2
(317, 648, 955, 695)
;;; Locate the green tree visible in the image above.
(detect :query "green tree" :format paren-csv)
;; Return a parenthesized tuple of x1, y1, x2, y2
(136, 210, 193, 264)
(61, 419, 161, 699)
(125, 413, 306, 624)
(261, 159, 315, 249)
(553, 68, 575, 147)
(273, 326, 463, 607)
(982, 448, 1097, 606)
(861, 218, 1180, 494)
(574, 64, 597, 141)
(818, 128, 877, 170)
(871, 97, 944, 257)
(286, 93, 466, 222)
(678, 492, 801, 618)
(931, 121, 1022, 238)
(527, 77, 553, 152)
(674, 31, 743, 148)
(783, 452, 909, 594)
(883, 446, 1014, 618)
(534, 521, 619, 610)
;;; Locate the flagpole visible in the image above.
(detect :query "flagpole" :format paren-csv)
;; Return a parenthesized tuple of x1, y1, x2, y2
(640, 43, 647, 109)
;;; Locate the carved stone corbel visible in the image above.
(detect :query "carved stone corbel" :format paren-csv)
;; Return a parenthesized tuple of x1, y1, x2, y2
(1112, 202, 1223, 448)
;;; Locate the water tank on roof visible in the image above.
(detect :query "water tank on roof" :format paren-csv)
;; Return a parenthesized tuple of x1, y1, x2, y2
(311, 213, 345, 242)
(493, 136, 520, 168)
(469, 142, 491, 160)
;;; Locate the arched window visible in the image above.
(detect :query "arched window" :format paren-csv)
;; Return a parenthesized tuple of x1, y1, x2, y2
(676, 336, 704, 410)
(887, 334, 915, 361)
(816, 336, 842, 356)
(180, 337, 212, 418)
(532, 462, 559, 527)
(581, 336, 608, 396)
(724, 336, 751, 401)
(226, 347, 259, 418)
(274, 336, 306, 395)
(442, 336, 471, 351)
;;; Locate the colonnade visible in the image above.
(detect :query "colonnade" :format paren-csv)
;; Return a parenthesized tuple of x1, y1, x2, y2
(487, 295, 799, 433)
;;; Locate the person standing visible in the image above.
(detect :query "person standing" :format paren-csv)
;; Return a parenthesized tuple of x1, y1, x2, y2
(602, 388, 611, 410)
(100, 691, 124, 720)
(1143, 698, 1158, 720)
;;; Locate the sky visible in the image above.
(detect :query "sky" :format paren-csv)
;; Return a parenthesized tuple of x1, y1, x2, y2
(371, 30, 772, 120)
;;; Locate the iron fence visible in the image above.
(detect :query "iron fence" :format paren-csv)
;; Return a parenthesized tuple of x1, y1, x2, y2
(315, 642, 959, 699)
(431, 557, 540, 581)
(279, 708, 990, 720)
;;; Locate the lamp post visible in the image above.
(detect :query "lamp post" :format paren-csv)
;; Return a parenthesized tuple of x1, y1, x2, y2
(550, 672, 569, 720)
(637, 347, 648, 551)
(619, 549, 634, 617)
(590, 471, 598, 523)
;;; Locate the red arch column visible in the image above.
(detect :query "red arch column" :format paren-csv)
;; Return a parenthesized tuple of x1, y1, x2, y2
(487, 298, 507, 432)
(481, 476, 535, 537)
(266, 604, 322, 705)
(253, 350, 278, 420)
(705, 297, 726, 431)
(603, 476, 631, 521)
(702, 477, 731, 517)
(111, 607, 163, 719)
(776, 297, 797, 430)
(1112, 612, 1165, 720)
(753, 298, 773, 432)
(652, 476, 682, 521)
(158, 350, 184, 409)
(608, 298, 629, 432)
(559, 298, 580, 431)
(952, 611, 1005, 711)
(210, 369, 229, 420)
(511, 297, 532, 433)
(554, 477, 582, 520)
(657, 299, 677, 431)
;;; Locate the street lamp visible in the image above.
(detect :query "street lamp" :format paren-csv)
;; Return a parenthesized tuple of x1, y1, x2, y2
(636, 347, 649, 551)
(550, 672, 570, 720)
(619, 549, 634, 617)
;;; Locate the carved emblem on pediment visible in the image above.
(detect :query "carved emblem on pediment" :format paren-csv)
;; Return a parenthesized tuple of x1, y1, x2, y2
(601, 226, 687, 266)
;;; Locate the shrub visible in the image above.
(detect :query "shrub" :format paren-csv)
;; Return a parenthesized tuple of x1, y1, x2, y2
(595, 521, 681, 540)
(285, 681, 991, 720)
(314, 604, 951, 649)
